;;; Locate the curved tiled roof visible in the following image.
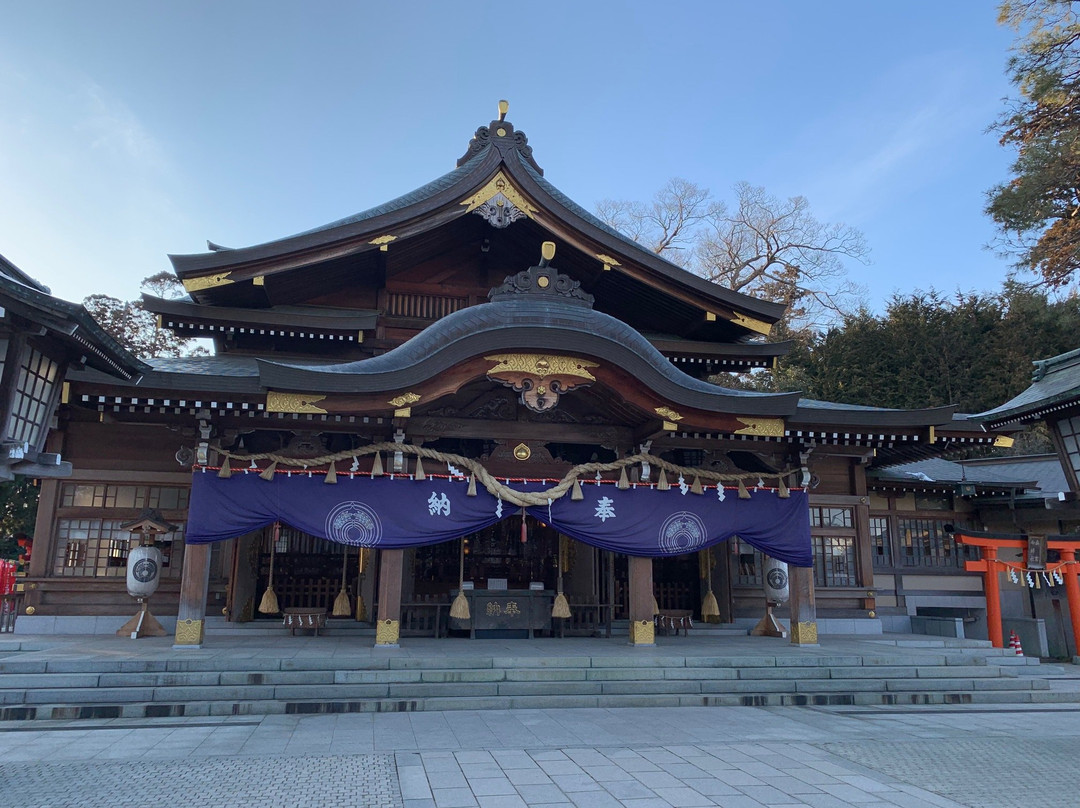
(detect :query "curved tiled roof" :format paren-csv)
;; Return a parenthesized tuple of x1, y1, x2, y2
(975, 347, 1080, 426)
(257, 296, 800, 416)
(0, 256, 145, 380)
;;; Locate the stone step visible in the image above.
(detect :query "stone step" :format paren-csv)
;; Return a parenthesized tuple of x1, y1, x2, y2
(0, 659, 1029, 689)
(7, 682, 1078, 722)
(0, 666, 1050, 709)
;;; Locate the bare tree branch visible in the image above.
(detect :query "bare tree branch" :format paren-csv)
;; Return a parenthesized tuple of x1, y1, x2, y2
(598, 179, 869, 334)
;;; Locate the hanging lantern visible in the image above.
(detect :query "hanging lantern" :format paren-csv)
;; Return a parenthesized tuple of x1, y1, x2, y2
(763, 557, 789, 604)
(126, 543, 163, 600)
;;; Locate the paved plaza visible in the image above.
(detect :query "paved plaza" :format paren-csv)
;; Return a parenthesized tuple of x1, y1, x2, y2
(2, 701, 1079, 807)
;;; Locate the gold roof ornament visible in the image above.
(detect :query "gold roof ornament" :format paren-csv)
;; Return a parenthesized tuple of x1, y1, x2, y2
(734, 417, 785, 437)
(181, 272, 234, 293)
(655, 406, 683, 421)
(265, 392, 328, 414)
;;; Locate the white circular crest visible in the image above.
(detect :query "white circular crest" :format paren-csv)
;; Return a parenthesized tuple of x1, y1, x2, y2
(324, 501, 382, 547)
(658, 511, 708, 554)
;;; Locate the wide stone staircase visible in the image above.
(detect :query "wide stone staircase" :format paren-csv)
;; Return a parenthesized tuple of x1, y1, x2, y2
(0, 634, 1076, 721)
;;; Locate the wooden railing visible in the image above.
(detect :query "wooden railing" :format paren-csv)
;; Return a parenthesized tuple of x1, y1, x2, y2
(559, 602, 614, 637)
(273, 577, 339, 611)
(655, 582, 696, 614)
(0, 592, 23, 633)
(401, 597, 449, 637)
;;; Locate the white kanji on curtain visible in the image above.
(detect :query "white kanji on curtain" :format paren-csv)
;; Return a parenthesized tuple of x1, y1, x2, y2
(594, 496, 616, 522)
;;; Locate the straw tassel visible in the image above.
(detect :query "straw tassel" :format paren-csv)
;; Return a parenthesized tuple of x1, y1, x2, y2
(325, 461, 338, 484)
(370, 452, 384, 477)
(218, 457, 232, 478)
(414, 455, 425, 480)
(258, 523, 280, 614)
(449, 539, 470, 620)
(701, 590, 720, 618)
(690, 476, 703, 495)
(651, 594, 660, 616)
(571, 478, 584, 500)
(777, 474, 790, 498)
(738, 478, 751, 499)
(657, 469, 670, 491)
(259, 461, 278, 481)
(617, 466, 630, 490)
(467, 473, 477, 496)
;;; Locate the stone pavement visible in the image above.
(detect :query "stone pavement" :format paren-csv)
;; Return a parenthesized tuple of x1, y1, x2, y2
(2, 703, 1079, 807)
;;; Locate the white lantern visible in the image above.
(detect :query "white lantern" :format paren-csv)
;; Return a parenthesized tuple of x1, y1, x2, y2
(763, 557, 789, 604)
(126, 543, 163, 599)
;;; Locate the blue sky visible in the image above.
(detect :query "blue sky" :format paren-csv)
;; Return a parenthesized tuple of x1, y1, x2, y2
(0, 1, 1018, 314)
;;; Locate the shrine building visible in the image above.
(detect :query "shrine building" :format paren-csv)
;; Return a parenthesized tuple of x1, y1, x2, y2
(16, 103, 1011, 647)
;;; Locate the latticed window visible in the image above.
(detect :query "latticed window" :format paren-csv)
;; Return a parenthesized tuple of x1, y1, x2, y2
(870, 517, 892, 568)
(0, 336, 8, 387)
(810, 507, 853, 528)
(813, 535, 858, 587)
(52, 519, 185, 578)
(8, 347, 59, 447)
(898, 518, 978, 568)
(60, 483, 190, 511)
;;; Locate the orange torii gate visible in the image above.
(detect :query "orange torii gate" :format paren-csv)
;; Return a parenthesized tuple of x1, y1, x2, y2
(955, 530, 1080, 649)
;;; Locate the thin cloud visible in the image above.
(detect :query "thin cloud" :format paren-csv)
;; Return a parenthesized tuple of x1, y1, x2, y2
(75, 81, 169, 171)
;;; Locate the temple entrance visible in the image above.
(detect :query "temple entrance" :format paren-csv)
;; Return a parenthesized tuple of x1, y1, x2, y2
(223, 516, 626, 637)
(653, 554, 701, 614)
(226, 525, 369, 622)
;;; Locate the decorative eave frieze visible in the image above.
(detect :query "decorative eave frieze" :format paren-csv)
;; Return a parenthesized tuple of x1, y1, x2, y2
(160, 318, 365, 343)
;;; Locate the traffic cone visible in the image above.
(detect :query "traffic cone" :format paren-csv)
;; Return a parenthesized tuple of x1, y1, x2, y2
(1009, 630, 1024, 656)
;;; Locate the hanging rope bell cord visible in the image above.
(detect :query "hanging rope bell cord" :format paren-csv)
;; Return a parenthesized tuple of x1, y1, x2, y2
(552, 535, 571, 618)
(258, 522, 280, 614)
(355, 549, 367, 621)
(701, 550, 720, 621)
(333, 545, 351, 616)
(449, 538, 470, 620)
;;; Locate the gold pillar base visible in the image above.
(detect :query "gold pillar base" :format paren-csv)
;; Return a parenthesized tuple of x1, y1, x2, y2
(629, 619, 655, 646)
(790, 620, 819, 645)
(173, 618, 205, 647)
(375, 618, 400, 646)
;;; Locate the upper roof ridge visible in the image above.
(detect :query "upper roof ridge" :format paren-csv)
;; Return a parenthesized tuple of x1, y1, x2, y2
(456, 100, 543, 175)
(1032, 346, 1080, 381)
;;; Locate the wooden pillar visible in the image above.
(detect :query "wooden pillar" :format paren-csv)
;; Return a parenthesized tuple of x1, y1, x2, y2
(375, 548, 403, 647)
(627, 555, 655, 646)
(1060, 549, 1080, 654)
(788, 565, 818, 645)
(984, 547, 1003, 649)
(173, 543, 212, 648)
(715, 544, 734, 624)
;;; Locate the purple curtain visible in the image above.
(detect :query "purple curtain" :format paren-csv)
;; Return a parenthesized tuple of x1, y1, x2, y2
(186, 471, 812, 566)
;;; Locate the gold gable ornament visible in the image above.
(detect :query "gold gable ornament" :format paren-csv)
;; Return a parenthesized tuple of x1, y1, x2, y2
(485, 354, 598, 413)
(462, 171, 538, 229)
